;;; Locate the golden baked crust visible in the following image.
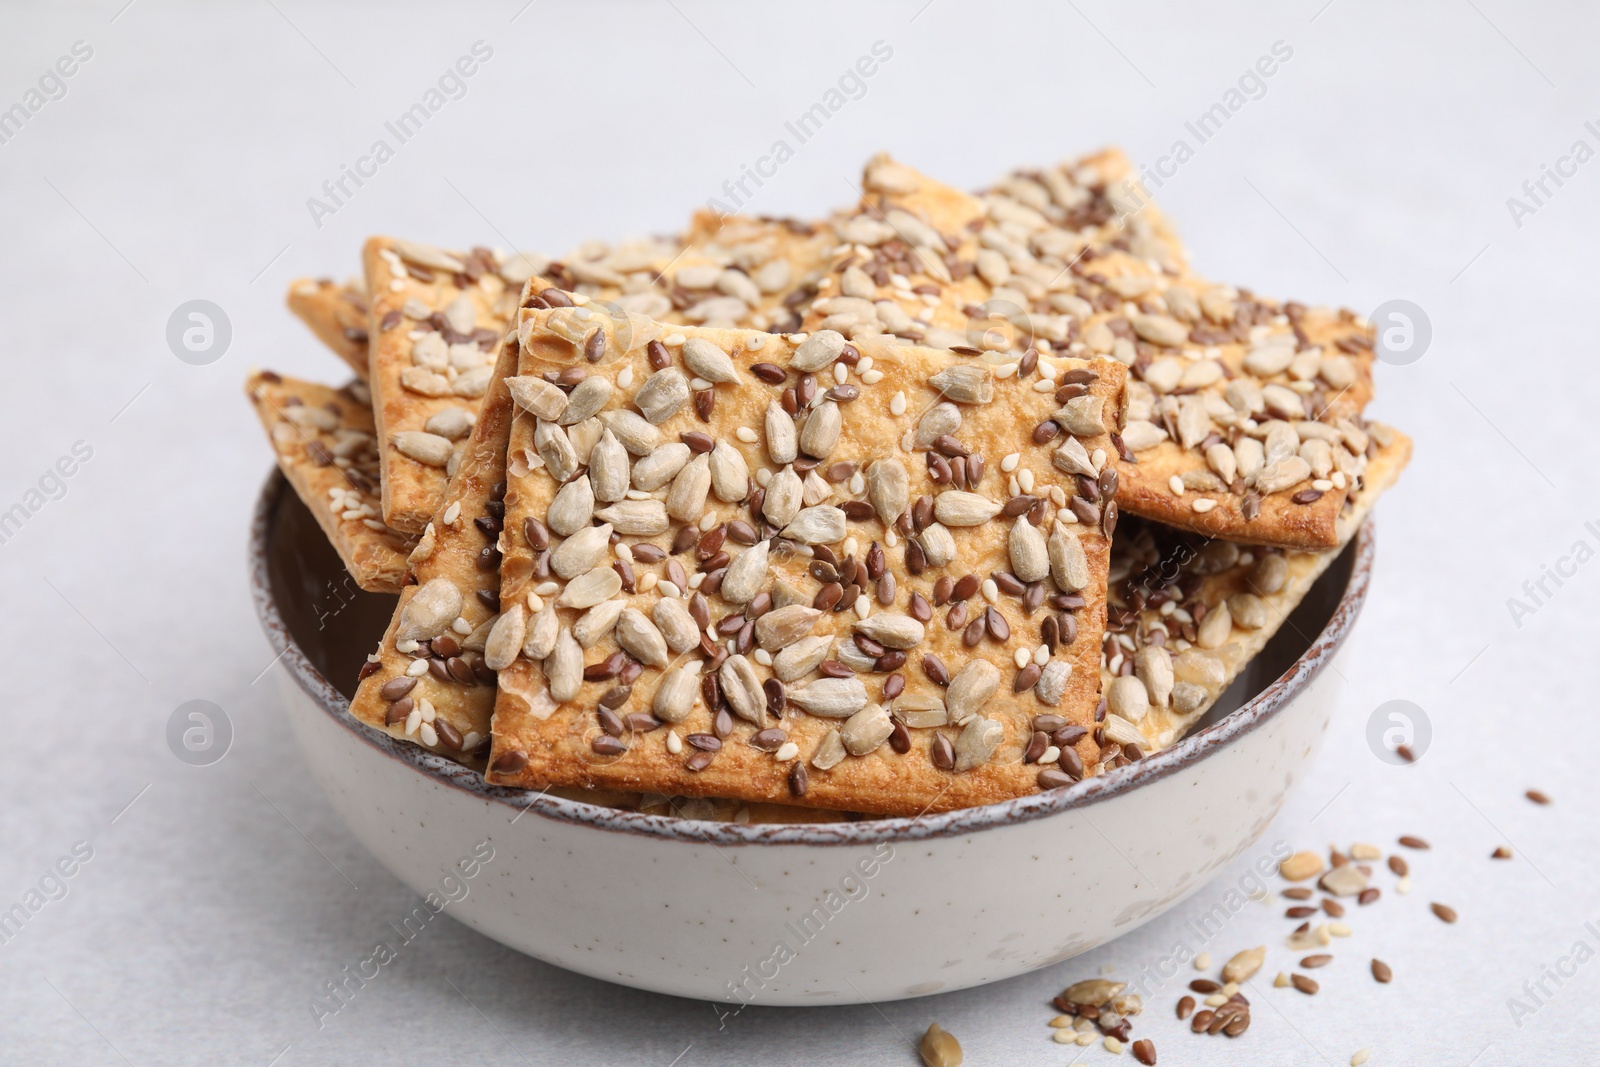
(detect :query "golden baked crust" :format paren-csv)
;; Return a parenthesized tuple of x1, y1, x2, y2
(244, 371, 412, 593)
(484, 308, 1126, 816)
(1103, 426, 1412, 756)
(285, 277, 370, 379)
(804, 153, 1375, 550)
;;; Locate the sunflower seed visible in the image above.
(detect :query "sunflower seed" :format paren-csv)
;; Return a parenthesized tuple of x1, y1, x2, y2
(482, 606, 525, 671)
(650, 597, 699, 653)
(811, 729, 847, 770)
(774, 635, 833, 682)
(719, 540, 770, 605)
(914, 402, 962, 448)
(632, 442, 692, 491)
(635, 367, 690, 424)
(393, 238, 463, 272)
(790, 330, 847, 372)
(681, 337, 741, 383)
(852, 613, 925, 650)
(1048, 526, 1090, 592)
(840, 704, 893, 755)
(601, 409, 662, 455)
(1222, 946, 1266, 983)
(391, 431, 453, 467)
(506, 375, 569, 420)
(549, 523, 614, 579)
(859, 459, 907, 526)
(1227, 593, 1269, 629)
(546, 475, 596, 536)
(559, 566, 624, 609)
(918, 523, 957, 567)
(799, 399, 842, 459)
(534, 420, 579, 483)
(763, 466, 804, 527)
(789, 677, 869, 718)
(783, 505, 846, 545)
(928, 363, 994, 404)
(945, 659, 1000, 722)
(545, 628, 583, 702)
(573, 599, 625, 648)
(1054, 395, 1105, 437)
(755, 604, 822, 650)
(1194, 599, 1232, 648)
(1035, 660, 1072, 704)
(708, 440, 749, 502)
(765, 400, 798, 464)
(522, 603, 559, 659)
(558, 375, 613, 427)
(953, 716, 1003, 771)
(587, 429, 630, 502)
(1107, 675, 1150, 722)
(1008, 519, 1049, 583)
(1119, 420, 1168, 452)
(1255, 456, 1312, 495)
(1052, 435, 1099, 478)
(719, 654, 765, 724)
(1134, 646, 1174, 708)
(933, 491, 1000, 528)
(666, 454, 712, 522)
(652, 662, 701, 723)
(614, 608, 669, 667)
(397, 578, 463, 642)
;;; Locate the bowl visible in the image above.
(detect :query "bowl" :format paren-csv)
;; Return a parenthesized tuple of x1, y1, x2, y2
(250, 471, 1371, 1006)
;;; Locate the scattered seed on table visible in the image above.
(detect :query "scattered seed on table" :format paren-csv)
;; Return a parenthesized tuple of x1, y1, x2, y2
(1526, 789, 1552, 805)
(1491, 846, 1512, 859)
(1431, 902, 1458, 923)
(1176, 995, 1195, 1019)
(1290, 974, 1319, 995)
(1371, 958, 1393, 983)
(1388, 855, 1409, 876)
(1398, 835, 1430, 850)
(1301, 954, 1333, 969)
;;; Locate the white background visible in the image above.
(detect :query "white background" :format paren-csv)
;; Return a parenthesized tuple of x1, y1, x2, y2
(1, 1, 1595, 1063)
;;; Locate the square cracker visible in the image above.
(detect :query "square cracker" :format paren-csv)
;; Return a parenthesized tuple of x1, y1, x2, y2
(1103, 425, 1412, 757)
(286, 277, 371, 379)
(808, 153, 1376, 550)
(364, 237, 531, 536)
(244, 371, 413, 593)
(346, 335, 520, 762)
(485, 310, 1127, 816)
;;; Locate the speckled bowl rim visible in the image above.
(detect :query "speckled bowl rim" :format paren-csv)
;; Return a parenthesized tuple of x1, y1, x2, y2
(251, 470, 1372, 846)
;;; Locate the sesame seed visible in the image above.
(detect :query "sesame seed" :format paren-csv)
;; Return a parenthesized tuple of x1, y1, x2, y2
(861, 369, 884, 384)
(854, 595, 870, 618)
(666, 730, 683, 754)
(1018, 468, 1035, 492)
(618, 366, 635, 389)
(1168, 475, 1185, 495)
(1034, 643, 1049, 666)
(396, 639, 419, 654)
(889, 391, 908, 415)
(1352, 1050, 1371, 1066)
(535, 581, 559, 596)
(406, 658, 429, 677)
(451, 617, 472, 635)
(735, 426, 759, 443)
(404, 708, 422, 736)
(754, 648, 773, 666)
(698, 511, 719, 531)
(690, 377, 714, 390)
(1192, 498, 1217, 513)
(637, 572, 658, 593)
(1013, 647, 1031, 669)
(994, 361, 1018, 379)
(1031, 379, 1055, 392)
(665, 333, 686, 346)
(775, 741, 799, 761)
(419, 722, 438, 747)
(1000, 452, 1021, 473)
(981, 578, 999, 603)
(1312, 478, 1333, 491)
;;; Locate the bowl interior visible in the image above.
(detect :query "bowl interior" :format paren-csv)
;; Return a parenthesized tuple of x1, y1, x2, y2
(264, 479, 1355, 743)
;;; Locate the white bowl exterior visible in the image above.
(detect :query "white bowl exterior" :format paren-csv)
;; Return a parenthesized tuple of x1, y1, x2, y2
(279, 648, 1343, 1005)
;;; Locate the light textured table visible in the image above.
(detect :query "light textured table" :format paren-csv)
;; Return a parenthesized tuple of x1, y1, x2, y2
(1, 1, 1593, 1063)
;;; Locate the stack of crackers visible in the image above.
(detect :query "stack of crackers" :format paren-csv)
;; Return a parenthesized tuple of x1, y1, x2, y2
(248, 149, 1410, 821)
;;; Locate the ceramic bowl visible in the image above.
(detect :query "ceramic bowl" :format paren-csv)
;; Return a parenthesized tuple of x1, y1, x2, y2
(250, 471, 1372, 1006)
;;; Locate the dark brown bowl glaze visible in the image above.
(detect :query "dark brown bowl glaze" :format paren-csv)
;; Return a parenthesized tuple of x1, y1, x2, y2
(252, 470, 1372, 844)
